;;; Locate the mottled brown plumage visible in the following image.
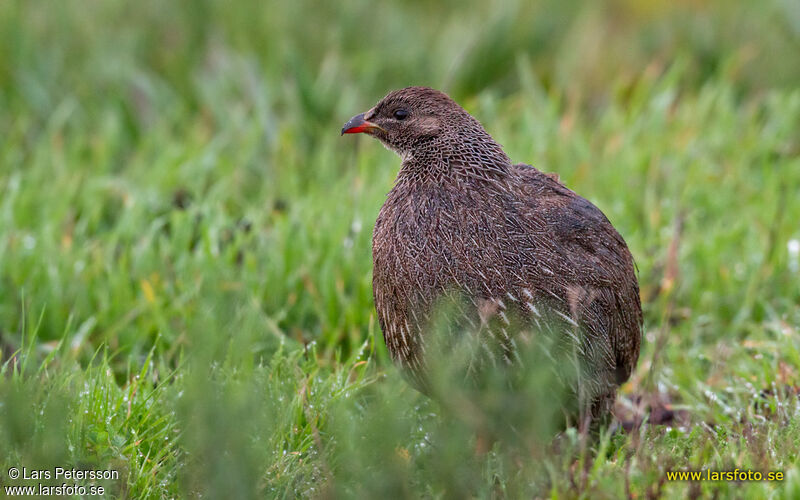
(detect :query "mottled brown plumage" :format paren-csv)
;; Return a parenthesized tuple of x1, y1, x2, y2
(342, 87, 642, 424)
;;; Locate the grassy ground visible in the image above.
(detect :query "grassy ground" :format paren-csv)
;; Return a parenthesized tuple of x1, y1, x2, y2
(1, 0, 800, 498)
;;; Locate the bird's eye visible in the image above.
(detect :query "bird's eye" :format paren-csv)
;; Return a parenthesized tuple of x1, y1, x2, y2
(393, 109, 409, 120)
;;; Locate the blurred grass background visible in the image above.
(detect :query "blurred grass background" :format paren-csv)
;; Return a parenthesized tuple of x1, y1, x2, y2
(1, 0, 799, 497)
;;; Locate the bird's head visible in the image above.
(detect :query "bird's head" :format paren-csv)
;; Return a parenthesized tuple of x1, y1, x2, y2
(341, 87, 465, 158)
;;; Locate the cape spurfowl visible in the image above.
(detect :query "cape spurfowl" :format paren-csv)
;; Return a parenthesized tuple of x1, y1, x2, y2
(342, 87, 642, 425)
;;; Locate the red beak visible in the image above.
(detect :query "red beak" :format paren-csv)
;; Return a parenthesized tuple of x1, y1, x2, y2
(341, 113, 384, 135)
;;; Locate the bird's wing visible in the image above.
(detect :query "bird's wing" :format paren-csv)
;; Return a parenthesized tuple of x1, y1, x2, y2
(512, 163, 642, 384)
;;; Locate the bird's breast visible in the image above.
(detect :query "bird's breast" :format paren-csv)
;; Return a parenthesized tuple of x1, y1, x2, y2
(372, 185, 519, 303)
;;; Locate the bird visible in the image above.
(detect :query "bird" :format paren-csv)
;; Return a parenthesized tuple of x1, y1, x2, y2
(341, 86, 641, 428)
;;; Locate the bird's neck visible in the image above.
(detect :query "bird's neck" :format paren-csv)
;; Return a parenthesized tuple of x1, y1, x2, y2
(396, 131, 513, 187)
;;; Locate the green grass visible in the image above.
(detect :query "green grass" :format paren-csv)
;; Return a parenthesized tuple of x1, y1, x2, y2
(1, 0, 800, 498)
